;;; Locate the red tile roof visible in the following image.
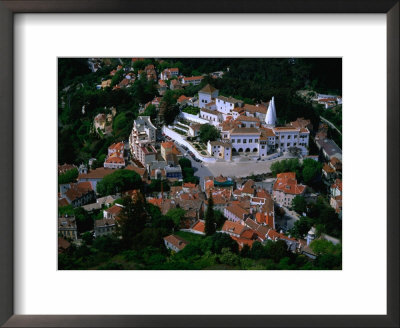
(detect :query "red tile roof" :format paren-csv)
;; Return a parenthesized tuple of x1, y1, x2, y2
(231, 236, 255, 250)
(183, 182, 196, 189)
(184, 75, 204, 81)
(242, 179, 255, 195)
(125, 165, 147, 178)
(148, 198, 163, 207)
(191, 220, 205, 233)
(273, 172, 306, 195)
(161, 141, 175, 148)
(164, 235, 188, 250)
(65, 182, 93, 202)
(105, 205, 123, 216)
(323, 163, 335, 173)
(177, 95, 190, 103)
(221, 220, 247, 235)
(225, 204, 249, 220)
(78, 167, 115, 180)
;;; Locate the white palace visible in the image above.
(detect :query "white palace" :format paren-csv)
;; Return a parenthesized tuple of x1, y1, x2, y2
(196, 84, 310, 160)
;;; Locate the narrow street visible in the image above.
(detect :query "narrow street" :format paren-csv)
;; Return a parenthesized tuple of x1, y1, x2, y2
(320, 116, 342, 136)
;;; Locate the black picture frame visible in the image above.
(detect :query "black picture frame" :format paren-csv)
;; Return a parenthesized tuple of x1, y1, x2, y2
(0, 1, 398, 327)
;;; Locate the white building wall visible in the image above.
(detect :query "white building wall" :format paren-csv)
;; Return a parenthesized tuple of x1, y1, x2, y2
(198, 92, 212, 108)
(216, 98, 235, 114)
(163, 126, 217, 163)
(179, 112, 209, 125)
(200, 110, 221, 125)
(230, 134, 260, 153)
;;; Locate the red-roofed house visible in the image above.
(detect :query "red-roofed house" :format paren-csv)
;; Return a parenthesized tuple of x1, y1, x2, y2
(161, 141, 182, 165)
(220, 220, 246, 238)
(182, 75, 204, 86)
(64, 182, 95, 207)
(104, 142, 125, 169)
(255, 212, 274, 228)
(183, 219, 205, 235)
(273, 172, 306, 207)
(160, 68, 179, 80)
(103, 204, 123, 220)
(231, 236, 256, 250)
(224, 204, 250, 223)
(164, 235, 188, 252)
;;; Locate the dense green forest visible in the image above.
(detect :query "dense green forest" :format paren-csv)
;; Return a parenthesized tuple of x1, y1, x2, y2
(58, 58, 341, 165)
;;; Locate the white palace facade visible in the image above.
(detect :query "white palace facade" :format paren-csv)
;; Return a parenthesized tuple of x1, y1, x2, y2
(195, 85, 310, 158)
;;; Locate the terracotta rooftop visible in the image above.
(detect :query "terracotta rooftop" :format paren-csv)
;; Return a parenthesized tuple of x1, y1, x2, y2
(78, 167, 115, 180)
(184, 75, 204, 81)
(225, 204, 249, 220)
(221, 220, 247, 235)
(243, 103, 268, 114)
(164, 234, 188, 250)
(199, 84, 217, 93)
(230, 127, 261, 135)
(273, 172, 306, 195)
(191, 220, 205, 233)
(105, 204, 123, 216)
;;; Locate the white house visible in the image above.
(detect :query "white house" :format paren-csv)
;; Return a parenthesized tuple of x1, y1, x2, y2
(182, 75, 204, 86)
(207, 140, 232, 161)
(273, 172, 306, 207)
(273, 126, 309, 156)
(198, 84, 219, 109)
(236, 115, 260, 128)
(129, 116, 158, 166)
(160, 68, 179, 80)
(215, 96, 243, 115)
(224, 204, 250, 223)
(200, 108, 222, 126)
(229, 127, 261, 154)
(163, 235, 188, 252)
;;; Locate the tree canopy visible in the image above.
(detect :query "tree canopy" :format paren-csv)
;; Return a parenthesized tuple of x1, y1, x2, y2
(199, 124, 220, 144)
(96, 169, 142, 196)
(58, 168, 78, 185)
(205, 195, 216, 236)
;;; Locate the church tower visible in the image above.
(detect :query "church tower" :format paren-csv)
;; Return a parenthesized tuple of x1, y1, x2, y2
(265, 96, 277, 127)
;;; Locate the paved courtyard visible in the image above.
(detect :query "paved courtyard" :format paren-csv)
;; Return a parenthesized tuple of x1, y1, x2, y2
(203, 154, 295, 178)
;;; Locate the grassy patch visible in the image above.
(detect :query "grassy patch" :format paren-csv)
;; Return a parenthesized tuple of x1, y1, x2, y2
(175, 230, 205, 243)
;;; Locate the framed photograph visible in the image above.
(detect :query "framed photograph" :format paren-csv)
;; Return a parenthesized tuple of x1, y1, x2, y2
(1, 1, 398, 327)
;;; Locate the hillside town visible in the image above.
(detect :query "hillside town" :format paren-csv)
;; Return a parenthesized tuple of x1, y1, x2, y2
(58, 58, 342, 270)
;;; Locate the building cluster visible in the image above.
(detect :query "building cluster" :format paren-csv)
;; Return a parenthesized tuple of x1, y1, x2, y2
(93, 107, 116, 136)
(161, 174, 317, 258)
(196, 84, 311, 159)
(273, 172, 306, 207)
(164, 84, 311, 161)
(59, 60, 341, 264)
(315, 93, 342, 109)
(104, 142, 125, 169)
